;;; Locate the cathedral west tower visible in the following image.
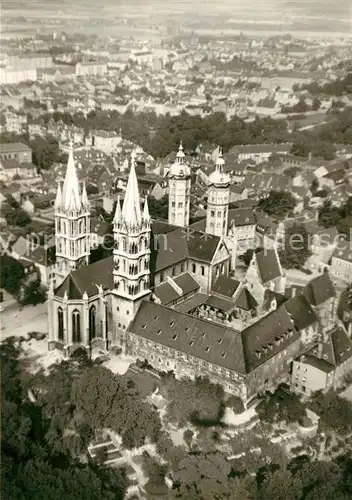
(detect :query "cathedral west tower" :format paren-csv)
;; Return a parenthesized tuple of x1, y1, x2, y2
(112, 151, 151, 336)
(54, 143, 90, 285)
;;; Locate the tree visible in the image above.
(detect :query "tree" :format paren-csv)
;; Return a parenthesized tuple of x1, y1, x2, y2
(1, 340, 128, 500)
(2, 200, 31, 227)
(312, 97, 321, 111)
(256, 387, 306, 424)
(183, 429, 194, 449)
(318, 197, 352, 238)
(18, 277, 47, 305)
(238, 248, 262, 267)
(72, 366, 161, 448)
(259, 469, 302, 500)
(161, 376, 225, 427)
(309, 390, 352, 434)
(0, 255, 25, 295)
(279, 223, 311, 269)
(171, 452, 232, 500)
(258, 191, 296, 218)
(147, 195, 169, 220)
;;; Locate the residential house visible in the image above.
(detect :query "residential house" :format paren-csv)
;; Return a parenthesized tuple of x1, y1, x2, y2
(331, 244, 352, 285)
(0, 143, 32, 164)
(291, 325, 352, 396)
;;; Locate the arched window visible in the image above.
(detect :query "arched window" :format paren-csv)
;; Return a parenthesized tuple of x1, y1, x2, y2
(172, 267, 176, 277)
(57, 219, 61, 233)
(192, 263, 196, 273)
(79, 219, 85, 233)
(122, 238, 127, 252)
(57, 307, 64, 341)
(89, 305, 96, 340)
(72, 309, 81, 343)
(200, 265, 205, 276)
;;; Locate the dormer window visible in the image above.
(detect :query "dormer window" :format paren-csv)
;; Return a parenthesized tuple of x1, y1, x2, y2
(205, 347, 210, 352)
(170, 321, 175, 327)
(189, 340, 194, 346)
(172, 334, 177, 340)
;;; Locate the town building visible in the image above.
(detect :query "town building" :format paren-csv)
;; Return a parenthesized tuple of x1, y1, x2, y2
(330, 244, 352, 285)
(291, 325, 352, 396)
(0, 142, 32, 164)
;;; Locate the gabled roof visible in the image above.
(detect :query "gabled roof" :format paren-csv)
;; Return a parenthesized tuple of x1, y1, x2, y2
(284, 294, 318, 330)
(0, 142, 31, 153)
(212, 275, 241, 297)
(255, 248, 282, 285)
(330, 326, 352, 365)
(153, 228, 189, 272)
(129, 301, 247, 373)
(303, 273, 335, 307)
(188, 231, 221, 263)
(332, 244, 352, 264)
(153, 227, 223, 272)
(55, 256, 113, 299)
(153, 272, 199, 305)
(228, 208, 256, 227)
(235, 286, 258, 311)
(304, 326, 352, 371)
(241, 306, 298, 372)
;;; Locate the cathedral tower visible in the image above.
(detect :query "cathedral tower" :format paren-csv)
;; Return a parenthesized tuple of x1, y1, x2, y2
(206, 149, 230, 238)
(54, 143, 90, 283)
(112, 151, 151, 334)
(168, 142, 191, 227)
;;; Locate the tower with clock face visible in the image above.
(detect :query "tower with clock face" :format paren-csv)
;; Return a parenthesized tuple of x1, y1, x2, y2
(168, 142, 191, 228)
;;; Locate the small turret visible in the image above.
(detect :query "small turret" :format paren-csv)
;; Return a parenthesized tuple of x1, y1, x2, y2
(81, 182, 89, 210)
(54, 181, 62, 212)
(169, 141, 191, 178)
(143, 196, 150, 224)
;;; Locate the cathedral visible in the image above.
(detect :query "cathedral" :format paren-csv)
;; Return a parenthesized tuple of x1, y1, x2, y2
(48, 143, 346, 404)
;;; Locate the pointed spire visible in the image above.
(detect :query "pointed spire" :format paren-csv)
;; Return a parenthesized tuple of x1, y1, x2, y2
(62, 141, 81, 211)
(81, 182, 89, 210)
(176, 141, 185, 163)
(121, 153, 142, 227)
(143, 196, 150, 223)
(209, 146, 229, 186)
(114, 195, 122, 223)
(216, 147, 225, 170)
(54, 181, 62, 211)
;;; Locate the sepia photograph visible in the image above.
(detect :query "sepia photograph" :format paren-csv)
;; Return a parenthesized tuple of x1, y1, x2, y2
(0, 1, 351, 498)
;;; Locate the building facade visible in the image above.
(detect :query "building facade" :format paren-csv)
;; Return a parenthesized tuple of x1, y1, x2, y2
(168, 142, 191, 228)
